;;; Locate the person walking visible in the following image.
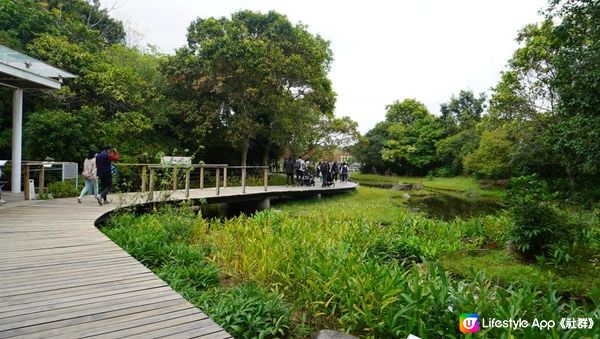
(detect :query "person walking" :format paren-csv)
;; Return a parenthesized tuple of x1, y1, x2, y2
(315, 161, 322, 183)
(331, 161, 339, 182)
(295, 157, 305, 185)
(79, 150, 102, 205)
(96, 145, 114, 204)
(320, 159, 330, 188)
(284, 157, 295, 186)
(341, 162, 349, 182)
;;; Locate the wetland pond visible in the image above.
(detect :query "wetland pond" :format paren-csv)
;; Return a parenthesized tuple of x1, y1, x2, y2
(402, 190, 503, 221)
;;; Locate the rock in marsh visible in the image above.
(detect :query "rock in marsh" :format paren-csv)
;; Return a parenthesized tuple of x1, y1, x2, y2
(392, 183, 414, 190)
(313, 330, 358, 339)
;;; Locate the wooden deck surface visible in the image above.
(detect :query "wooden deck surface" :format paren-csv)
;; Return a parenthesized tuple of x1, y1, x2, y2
(0, 183, 357, 338)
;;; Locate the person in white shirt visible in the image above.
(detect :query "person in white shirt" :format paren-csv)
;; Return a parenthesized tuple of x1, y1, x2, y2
(78, 150, 102, 205)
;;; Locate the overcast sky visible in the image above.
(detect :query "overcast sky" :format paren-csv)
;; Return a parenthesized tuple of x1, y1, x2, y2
(102, 0, 547, 133)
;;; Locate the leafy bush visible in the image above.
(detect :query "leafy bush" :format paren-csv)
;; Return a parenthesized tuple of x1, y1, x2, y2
(102, 212, 219, 288)
(505, 175, 580, 263)
(194, 284, 291, 338)
(365, 234, 428, 263)
(47, 181, 79, 198)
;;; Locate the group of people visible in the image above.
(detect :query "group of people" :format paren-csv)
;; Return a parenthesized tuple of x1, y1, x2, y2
(284, 156, 350, 187)
(78, 145, 119, 205)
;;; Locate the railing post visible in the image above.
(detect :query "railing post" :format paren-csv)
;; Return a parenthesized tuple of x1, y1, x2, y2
(263, 167, 268, 191)
(39, 164, 45, 195)
(141, 165, 147, 193)
(185, 168, 190, 198)
(241, 166, 246, 193)
(172, 167, 178, 191)
(23, 163, 30, 200)
(215, 167, 220, 196)
(200, 166, 204, 189)
(223, 167, 227, 188)
(148, 168, 155, 201)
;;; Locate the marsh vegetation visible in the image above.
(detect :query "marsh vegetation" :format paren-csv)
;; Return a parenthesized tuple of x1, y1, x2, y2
(102, 178, 599, 338)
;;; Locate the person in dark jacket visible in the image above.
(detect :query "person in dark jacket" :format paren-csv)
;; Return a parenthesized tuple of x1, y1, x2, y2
(284, 157, 295, 186)
(320, 159, 330, 187)
(96, 145, 112, 203)
(331, 161, 339, 182)
(341, 162, 349, 182)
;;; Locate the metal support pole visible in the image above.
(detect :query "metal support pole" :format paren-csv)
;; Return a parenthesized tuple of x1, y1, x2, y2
(200, 167, 204, 189)
(242, 166, 246, 193)
(215, 168, 220, 196)
(11, 89, 23, 193)
(23, 164, 30, 200)
(39, 164, 45, 195)
(148, 168, 155, 201)
(185, 169, 190, 198)
(141, 165, 147, 192)
(264, 167, 268, 191)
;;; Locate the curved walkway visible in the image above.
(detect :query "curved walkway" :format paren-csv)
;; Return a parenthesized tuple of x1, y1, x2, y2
(0, 183, 357, 338)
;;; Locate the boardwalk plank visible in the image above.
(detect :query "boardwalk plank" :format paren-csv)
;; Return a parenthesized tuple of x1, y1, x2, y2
(0, 286, 173, 318)
(2, 299, 189, 338)
(0, 183, 356, 337)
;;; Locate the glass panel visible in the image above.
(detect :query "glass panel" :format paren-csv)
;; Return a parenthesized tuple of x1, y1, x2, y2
(0, 45, 76, 79)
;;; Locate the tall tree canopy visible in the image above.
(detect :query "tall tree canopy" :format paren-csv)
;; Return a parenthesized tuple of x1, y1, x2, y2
(381, 99, 444, 175)
(162, 10, 336, 166)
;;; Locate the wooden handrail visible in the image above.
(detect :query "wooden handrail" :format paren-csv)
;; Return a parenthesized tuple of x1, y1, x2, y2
(99, 162, 271, 201)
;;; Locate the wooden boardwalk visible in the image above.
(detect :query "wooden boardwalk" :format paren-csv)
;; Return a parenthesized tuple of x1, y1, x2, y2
(0, 183, 357, 338)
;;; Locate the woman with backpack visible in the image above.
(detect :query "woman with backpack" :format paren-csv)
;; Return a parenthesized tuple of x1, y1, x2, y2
(78, 150, 103, 205)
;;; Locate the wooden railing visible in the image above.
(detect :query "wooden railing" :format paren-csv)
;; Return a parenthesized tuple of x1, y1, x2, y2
(115, 163, 269, 201)
(22, 161, 78, 200)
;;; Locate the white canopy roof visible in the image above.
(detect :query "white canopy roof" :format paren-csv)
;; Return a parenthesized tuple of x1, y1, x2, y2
(0, 45, 76, 89)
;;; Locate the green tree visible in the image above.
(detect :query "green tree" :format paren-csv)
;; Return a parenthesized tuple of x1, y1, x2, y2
(23, 106, 104, 161)
(463, 127, 514, 179)
(381, 99, 444, 175)
(435, 90, 486, 175)
(435, 129, 480, 176)
(163, 10, 335, 166)
(351, 122, 396, 174)
(545, 0, 600, 188)
(439, 90, 486, 133)
(486, 20, 562, 182)
(0, 0, 124, 51)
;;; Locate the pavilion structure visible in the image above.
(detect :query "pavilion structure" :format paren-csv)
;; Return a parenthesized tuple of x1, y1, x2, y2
(0, 45, 75, 192)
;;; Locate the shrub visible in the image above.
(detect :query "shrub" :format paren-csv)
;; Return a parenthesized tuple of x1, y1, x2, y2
(47, 181, 79, 198)
(194, 284, 291, 338)
(505, 175, 576, 263)
(365, 234, 428, 263)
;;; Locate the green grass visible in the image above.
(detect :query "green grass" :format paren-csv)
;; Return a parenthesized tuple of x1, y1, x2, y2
(274, 187, 407, 225)
(351, 173, 505, 200)
(441, 250, 600, 302)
